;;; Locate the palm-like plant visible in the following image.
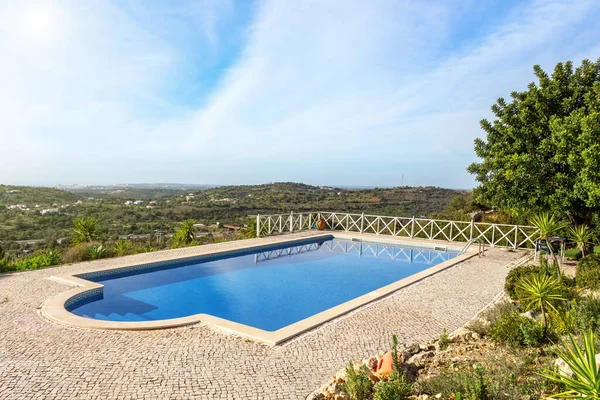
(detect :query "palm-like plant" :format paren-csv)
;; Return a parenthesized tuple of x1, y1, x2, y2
(171, 219, 197, 248)
(72, 217, 100, 244)
(543, 331, 600, 399)
(518, 274, 566, 335)
(569, 224, 594, 257)
(530, 212, 568, 277)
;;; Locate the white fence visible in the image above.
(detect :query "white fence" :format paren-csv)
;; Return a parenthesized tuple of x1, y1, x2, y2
(256, 211, 540, 249)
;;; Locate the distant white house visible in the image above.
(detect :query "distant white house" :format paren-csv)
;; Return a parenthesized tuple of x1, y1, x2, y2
(133, 200, 144, 205)
(9, 204, 27, 210)
(124, 201, 133, 205)
(74, 200, 83, 205)
(87, 197, 94, 200)
(40, 209, 59, 215)
(6, 190, 20, 193)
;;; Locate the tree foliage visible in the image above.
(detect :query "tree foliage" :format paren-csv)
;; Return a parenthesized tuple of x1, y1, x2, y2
(468, 59, 600, 224)
(71, 217, 100, 244)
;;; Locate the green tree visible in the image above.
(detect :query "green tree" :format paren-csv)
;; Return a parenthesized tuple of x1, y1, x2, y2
(71, 217, 100, 244)
(518, 274, 565, 336)
(468, 59, 600, 225)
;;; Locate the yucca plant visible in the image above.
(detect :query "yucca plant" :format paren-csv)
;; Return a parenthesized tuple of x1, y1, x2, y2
(87, 245, 107, 260)
(569, 224, 594, 257)
(72, 217, 100, 244)
(171, 219, 197, 248)
(518, 274, 566, 336)
(114, 240, 133, 256)
(530, 212, 568, 278)
(543, 331, 600, 399)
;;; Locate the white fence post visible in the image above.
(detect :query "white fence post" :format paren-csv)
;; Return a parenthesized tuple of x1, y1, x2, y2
(514, 226, 518, 249)
(299, 213, 303, 230)
(256, 214, 260, 238)
(290, 211, 293, 232)
(410, 216, 415, 238)
(360, 213, 364, 233)
(470, 220, 474, 241)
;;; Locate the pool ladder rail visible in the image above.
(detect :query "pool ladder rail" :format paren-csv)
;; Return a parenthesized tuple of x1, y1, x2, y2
(459, 238, 485, 257)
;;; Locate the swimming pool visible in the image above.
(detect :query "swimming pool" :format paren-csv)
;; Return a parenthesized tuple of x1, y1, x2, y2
(65, 236, 458, 333)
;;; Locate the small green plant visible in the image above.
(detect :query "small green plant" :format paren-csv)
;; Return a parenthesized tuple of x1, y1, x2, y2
(439, 328, 450, 350)
(72, 217, 100, 244)
(530, 212, 568, 278)
(373, 374, 411, 400)
(462, 365, 489, 400)
(569, 224, 594, 257)
(243, 218, 257, 238)
(343, 362, 373, 400)
(543, 330, 600, 399)
(171, 219, 198, 249)
(576, 254, 600, 290)
(114, 240, 133, 256)
(87, 245, 107, 260)
(505, 265, 543, 300)
(489, 311, 545, 347)
(518, 274, 566, 335)
(574, 297, 600, 334)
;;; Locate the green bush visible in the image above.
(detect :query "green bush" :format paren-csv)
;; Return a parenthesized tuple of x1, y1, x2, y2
(373, 374, 411, 400)
(87, 245, 108, 260)
(489, 311, 545, 347)
(505, 265, 542, 300)
(114, 240, 133, 256)
(10, 250, 61, 271)
(576, 254, 600, 290)
(416, 365, 489, 399)
(62, 242, 100, 264)
(343, 363, 373, 400)
(574, 297, 600, 334)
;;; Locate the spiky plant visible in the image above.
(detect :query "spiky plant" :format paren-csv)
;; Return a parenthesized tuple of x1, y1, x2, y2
(569, 224, 594, 257)
(530, 212, 568, 278)
(171, 219, 197, 248)
(543, 331, 600, 399)
(518, 274, 565, 336)
(114, 240, 133, 256)
(71, 217, 100, 244)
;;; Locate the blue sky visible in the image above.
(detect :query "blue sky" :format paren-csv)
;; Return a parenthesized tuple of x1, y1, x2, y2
(1, 0, 599, 189)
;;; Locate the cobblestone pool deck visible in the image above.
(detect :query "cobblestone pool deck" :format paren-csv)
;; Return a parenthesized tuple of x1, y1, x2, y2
(0, 233, 526, 399)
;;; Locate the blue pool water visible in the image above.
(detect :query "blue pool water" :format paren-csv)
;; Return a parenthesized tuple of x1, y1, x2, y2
(69, 237, 457, 331)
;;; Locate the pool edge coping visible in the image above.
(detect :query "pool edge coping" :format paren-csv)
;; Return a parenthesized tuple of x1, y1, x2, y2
(41, 233, 478, 346)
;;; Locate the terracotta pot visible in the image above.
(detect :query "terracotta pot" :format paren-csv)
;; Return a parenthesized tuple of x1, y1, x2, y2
(316, 218, 326, 231)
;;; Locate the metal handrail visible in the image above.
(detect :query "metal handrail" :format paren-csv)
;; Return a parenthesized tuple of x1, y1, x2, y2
(459, 237, 485, 257)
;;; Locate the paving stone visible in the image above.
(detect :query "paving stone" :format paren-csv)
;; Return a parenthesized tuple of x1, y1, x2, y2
(0, 234, 524, 399)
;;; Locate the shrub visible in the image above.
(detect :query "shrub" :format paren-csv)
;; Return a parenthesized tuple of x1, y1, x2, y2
(87, 245, 108, 260)
(574, 297, 600, 334)
(62, 242, 100, 264)
(114, 240, 133, 256)
(439, 328, 450, 351)
(11, 250, 61, 271)
(505, 265, 542, 300)
(343, 363, 373, 400)
(489, 311, 545, 347)
(416, 365, 489, 399)
(171, 220, 198, 249)
(576, 254, 600, 290)
(373, 374, 411, 400)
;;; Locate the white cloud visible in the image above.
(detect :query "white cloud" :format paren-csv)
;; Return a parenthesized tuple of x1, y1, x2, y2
(0, 0, 599, 187)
